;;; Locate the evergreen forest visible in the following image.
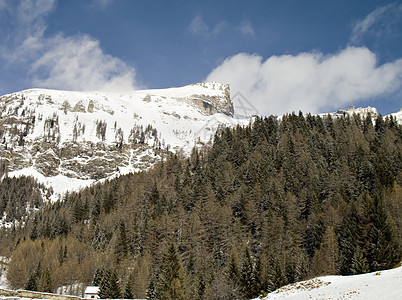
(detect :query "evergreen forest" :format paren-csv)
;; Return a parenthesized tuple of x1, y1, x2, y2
(0, 112, 401, 300)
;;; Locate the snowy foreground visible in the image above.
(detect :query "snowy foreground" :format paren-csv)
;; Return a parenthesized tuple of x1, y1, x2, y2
(255, 265, 402, 300)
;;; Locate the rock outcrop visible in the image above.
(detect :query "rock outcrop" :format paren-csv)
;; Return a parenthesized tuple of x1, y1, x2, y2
(0, 82, 245, 194)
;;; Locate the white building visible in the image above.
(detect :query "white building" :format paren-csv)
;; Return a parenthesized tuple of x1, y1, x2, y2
(84, 286, 99, 299)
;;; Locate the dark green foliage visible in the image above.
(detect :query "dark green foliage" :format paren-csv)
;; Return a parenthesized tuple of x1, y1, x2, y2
(366, 196, 400, 271)
(114, 221, 128, 262)
(239, 248, 260, 298)
(339, 204, 364, 275)
(92, 268, 104, 286)
(339, 193, 400, 275)
(24, 263, 52, 293)
(351, 246, 369, 275)
(227, 252, 239, 287)
(158, 243, 185, 299)
(25, 271, 38, 291)
(123, 282, 133, 299)
(98, 269, 120, 299)
(40, 268, 53, 293)
(0, 176, 46, 222)
(147, 271, 161, 300)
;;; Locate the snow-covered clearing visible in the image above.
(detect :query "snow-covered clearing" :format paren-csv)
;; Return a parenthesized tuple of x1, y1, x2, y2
(256, 265, 402, 300)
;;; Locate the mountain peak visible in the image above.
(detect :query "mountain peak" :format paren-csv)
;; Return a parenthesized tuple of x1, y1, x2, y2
(139, 81, 233, 116)
(0, 82, 245, 194)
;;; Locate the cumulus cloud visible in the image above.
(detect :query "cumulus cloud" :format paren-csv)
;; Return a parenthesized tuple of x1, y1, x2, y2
(188, 15, 227, 37)
(31, 34, 136, 91)
(206, 48, 402, 116)
(1, 0, 137, 92)
(351, 3, 402, 44)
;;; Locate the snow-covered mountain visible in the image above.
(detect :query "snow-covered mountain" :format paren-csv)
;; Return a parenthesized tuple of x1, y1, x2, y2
(0, 82, 248, 195)
(322, 105, 402, 123)
(323, 105, 379, 119)
(0, 81, 400, 196)
(255, 264, 402, 300)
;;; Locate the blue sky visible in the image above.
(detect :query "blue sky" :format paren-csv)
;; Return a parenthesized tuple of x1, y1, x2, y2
(1, 0, 402, 116)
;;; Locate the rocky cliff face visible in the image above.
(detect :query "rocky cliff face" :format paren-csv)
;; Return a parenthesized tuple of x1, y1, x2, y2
(0, 82, 245, 194)
(182, 82, 233, 116)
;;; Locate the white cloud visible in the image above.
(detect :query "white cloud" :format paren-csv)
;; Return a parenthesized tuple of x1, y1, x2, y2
(17, 0, 56, 24)
(206, 48, 402, 116)
(188, 14, 226, 37)
(1, 0, 138, 92)
(239, 20, 255, 37)
(31, 34, 137, 91)
(351, 3, 402, 44)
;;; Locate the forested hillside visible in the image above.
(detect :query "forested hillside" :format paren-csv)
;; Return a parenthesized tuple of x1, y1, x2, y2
(0, 112, 401, 300)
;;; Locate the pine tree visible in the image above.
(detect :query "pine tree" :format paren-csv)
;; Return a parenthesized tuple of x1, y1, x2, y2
(351, 246, 369, 275)
(227, 251, 239, 287)
(39, 268, 52, 293)
(25, 271, 38, 291)
(239, 248, 260, 299)
(366, 196, 400, 271)
(147, 270, 161, 300)
(159, 243, 186, 300)
(269, 259, 288, 292)
(339, 204, 363, 275)
(108, 270, 121, 299)
(92, 268, 104, 286)
(115, 221, 128, 263)
(197, 274, 206, 300)
(123, 282, 133, 299)
(26, 263, 42, 291)
(99, 268, 120, 299)
(312, 226, 339, 275)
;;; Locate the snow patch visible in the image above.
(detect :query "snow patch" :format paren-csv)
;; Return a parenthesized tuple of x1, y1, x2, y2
(7, 167, 94, 199)
(256, 265, 402, 300)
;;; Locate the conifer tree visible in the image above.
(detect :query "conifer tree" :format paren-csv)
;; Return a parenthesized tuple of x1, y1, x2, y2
(239, 248, 260, 299)
(115, 221, 128, 263)
(25, 271, 38, 291)
(351, 246, 369, 275)
(39, 268, 53, 293)
(92, 268, 104, 286)
(123, 282, 133, 299)
(159, 243, 186, 300)
(227, 251, 239, 287)
(99, 268, 120, 299)
(339, 204, 364, 275)
(108, 270, 121, 299)
(268, 259, 288, 292)
(312, 226, 339, 275)
(366, 196, 400, 271)
(147, 270, 161, 300)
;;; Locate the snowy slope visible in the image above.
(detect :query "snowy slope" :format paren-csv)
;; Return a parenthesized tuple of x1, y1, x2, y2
(256, 265, 402, 300)
(1, 82, 234, 152)
(0, 82, 247, 195)
(388, 108, 402, 124)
